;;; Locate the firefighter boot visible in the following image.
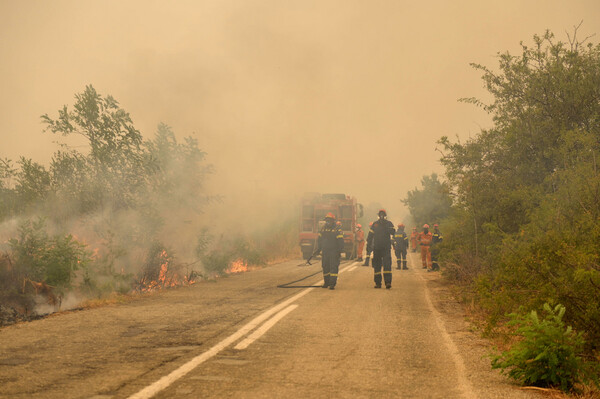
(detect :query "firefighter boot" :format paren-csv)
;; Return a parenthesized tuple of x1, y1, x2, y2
(322, 274, 330, 288)
(402, 260, 408, 270)
(396, 260, 401, 270)
(363, 256, 370, 267)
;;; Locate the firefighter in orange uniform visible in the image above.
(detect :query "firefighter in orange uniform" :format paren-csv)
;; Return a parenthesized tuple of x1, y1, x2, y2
(410, 227, 419, 252)
(418, 224, 433, 269)
(355, 224, 365, 262)
(313, 212, 345, 290)
(366, 209, 395, 289)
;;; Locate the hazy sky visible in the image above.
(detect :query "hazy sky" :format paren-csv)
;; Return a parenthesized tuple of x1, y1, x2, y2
(1, 1, 599, 224)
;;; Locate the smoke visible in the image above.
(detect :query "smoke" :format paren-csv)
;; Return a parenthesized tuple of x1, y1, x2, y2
(1, 2, 600, 260)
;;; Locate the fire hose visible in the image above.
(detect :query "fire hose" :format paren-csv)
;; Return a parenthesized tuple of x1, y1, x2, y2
(277, 260, 351, 288)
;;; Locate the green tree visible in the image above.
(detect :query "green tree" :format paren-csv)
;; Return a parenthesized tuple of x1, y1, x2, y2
(439, 28, 600, 353)
(15, 157, 51, 210)
(144, 123, 213, 211)
(402, 173, 452, 227)
(42, 85, 149, 210)
(0, 158, 17, 220)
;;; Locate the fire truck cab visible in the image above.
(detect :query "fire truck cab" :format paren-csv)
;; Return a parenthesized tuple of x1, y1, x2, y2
(299, 193, 363, 260)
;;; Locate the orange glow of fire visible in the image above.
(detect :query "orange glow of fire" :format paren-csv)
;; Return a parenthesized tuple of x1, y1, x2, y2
(139, 250, 198, 292)
(227, 259, 249, 274)
(137, 250, 203, 293)
(158, 250, 169, 285)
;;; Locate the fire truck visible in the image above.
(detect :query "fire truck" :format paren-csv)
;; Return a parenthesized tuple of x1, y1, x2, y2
(299, 193, 364, 260)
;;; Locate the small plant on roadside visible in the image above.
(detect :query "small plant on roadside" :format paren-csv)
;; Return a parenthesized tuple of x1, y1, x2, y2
(491, 303, 598, 392)
(9, 218, 90, 295)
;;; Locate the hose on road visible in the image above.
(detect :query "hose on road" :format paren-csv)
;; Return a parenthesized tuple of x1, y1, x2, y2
(277, 260, 352, 288)
(277, 269, 323, 288)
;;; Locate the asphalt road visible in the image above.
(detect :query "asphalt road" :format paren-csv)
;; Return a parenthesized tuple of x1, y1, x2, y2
(0, 252, 540, 399)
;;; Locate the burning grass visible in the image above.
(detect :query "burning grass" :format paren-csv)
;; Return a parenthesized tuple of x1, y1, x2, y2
(226, 259, 249, 274)
(136, 246, 200, 292)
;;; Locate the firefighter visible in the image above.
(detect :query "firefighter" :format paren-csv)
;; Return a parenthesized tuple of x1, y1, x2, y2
(418, 224, 433, 270)
(410, 227, 418, 252)
(362, 222, 374, 266)
(430, 223, 443, 272)
(313, 212, 344, 290)
(366, 209, 395, 289)
(393, 223, 409, 270)
(355, 224, 365, 262)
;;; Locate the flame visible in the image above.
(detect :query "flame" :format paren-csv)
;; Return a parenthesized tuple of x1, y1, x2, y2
(227, 259, 248, 274)
(138, 250, 199, 292)
(158, 250, 169, 285)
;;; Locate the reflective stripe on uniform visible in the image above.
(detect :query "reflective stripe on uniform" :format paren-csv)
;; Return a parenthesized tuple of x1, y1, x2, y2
(324, 273, 330, 276)
(330, 273, 338, 277)
(374, 272, 382, 275)
(336, 235, 343, 238)
(383, 271, 392, 274)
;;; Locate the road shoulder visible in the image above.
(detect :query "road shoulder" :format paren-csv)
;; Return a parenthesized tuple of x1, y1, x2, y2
(421, 271, 542, 398)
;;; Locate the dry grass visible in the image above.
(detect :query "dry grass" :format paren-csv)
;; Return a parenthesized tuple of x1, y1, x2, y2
(79, 293, 135, 308)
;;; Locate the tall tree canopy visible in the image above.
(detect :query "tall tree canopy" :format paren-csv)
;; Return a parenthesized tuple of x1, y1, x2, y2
(437, 30, 600, 349)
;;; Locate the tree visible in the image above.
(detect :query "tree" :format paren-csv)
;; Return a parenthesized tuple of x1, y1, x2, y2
(42, 85, 149, 210)
(15, 157, 51, 210)
(0, 158, 17, 220)
(144, 123, 213, 211)
(402, 173, 452, 227)
(439, 28, 600, 352)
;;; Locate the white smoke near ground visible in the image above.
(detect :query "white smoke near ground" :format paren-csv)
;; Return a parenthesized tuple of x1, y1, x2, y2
(34, 292, 83, 315)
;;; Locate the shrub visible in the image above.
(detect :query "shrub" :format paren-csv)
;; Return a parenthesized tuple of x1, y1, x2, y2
(8, 218, 90, 294)
(491, 303, 597, 391)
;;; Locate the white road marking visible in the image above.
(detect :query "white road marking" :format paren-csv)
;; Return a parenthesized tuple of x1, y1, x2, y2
(128, 289, 314, 399)
(346, 265, 358, 272)
(234, 304, 298, 350)
(412, 252, 477, 399)
(128, 262, 355, 399)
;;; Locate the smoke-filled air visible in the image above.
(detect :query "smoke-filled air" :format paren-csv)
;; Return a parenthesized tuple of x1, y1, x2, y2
(2, 2, 600, 385)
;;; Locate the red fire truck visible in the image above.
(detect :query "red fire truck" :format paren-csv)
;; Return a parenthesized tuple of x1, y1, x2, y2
(299, 193, 364, 260)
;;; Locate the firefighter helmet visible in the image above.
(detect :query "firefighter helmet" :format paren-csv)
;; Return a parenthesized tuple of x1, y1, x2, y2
(398, 223, 405, 228)
(356, 224, 362, 228)
(336, 221, 342, 226)
(369, 222, 373, 227)
(325, 212, 336, 220)
(423, 224, 429, 229)
(378, 209, 387, 216)
(434, 224, 439, 227)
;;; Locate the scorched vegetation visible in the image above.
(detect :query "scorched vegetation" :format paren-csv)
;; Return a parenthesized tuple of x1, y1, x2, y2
(0, 85, 296, 326)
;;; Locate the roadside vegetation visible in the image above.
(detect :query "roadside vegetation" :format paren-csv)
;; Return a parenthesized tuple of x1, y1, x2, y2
(0, 85, 298, 326)
(405, 28, 600, 393)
